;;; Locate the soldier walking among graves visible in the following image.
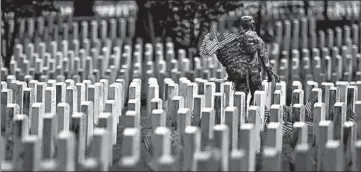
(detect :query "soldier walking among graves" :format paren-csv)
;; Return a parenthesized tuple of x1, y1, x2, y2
(200, 16, 280, 102)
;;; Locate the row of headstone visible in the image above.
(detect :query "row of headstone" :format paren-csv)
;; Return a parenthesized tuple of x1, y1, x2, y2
(1, 71, 361, 171)
(3, 16, 361, 102)
(263, 1, 360, 21)
(94, 1, 137, 17)
(5, 15, 136, 46)
(0, 74, 128, 170)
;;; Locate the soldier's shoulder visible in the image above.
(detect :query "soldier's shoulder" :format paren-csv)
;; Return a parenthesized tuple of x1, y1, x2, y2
(243, 30, 257, 35)
(253, 33, 266, 44)
(239, 31, 258, 39)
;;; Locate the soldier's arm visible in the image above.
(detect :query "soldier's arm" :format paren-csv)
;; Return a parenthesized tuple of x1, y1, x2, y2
(258, 40, 272, 72)
(258, 38, 280, 82)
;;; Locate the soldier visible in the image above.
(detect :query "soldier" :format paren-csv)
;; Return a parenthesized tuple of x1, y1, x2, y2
(229, 16, 280, 93)
(201, 16, 280, 103)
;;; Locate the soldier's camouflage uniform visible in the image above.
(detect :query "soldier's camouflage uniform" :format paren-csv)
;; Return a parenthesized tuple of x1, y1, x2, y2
(199, 16, 355, 137)
(218, 29, 272, 95)
(200, 16, 278, 98)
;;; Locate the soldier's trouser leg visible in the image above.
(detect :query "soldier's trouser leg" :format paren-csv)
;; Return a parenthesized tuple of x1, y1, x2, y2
(232, 75, 249, 93)
(245, 73, 251, 93)
(249, 68, 264, 104)
(225, 67, 247, 92)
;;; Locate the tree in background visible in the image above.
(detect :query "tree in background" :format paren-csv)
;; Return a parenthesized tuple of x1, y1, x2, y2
(135, 0, 244, 57)
(73, 0, 95, 17)
(1, 0, 58, 68)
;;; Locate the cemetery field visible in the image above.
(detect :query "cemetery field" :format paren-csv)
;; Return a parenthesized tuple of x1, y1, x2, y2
(1, 1, 361, 171)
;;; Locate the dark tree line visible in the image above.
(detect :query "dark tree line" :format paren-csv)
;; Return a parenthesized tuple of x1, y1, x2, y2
(135, 0, 244, 57)
(73, 0, 95, 17)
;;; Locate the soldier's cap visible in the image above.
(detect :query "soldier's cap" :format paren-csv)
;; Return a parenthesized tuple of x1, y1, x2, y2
(240, 16, 255, 25)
